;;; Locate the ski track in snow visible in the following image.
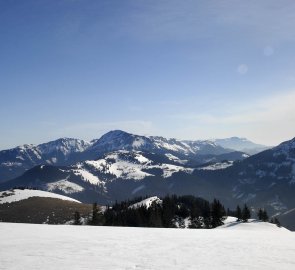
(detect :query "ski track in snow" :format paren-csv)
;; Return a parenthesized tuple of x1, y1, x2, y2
(0, 222, 294, 270)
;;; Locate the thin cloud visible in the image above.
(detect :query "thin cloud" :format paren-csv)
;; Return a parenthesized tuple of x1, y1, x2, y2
(170, 91, 295, 145)
(106, 0, 295, 44)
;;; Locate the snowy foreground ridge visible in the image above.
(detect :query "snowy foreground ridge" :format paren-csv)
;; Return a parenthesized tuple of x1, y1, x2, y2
(0, 221, 294, 270)
(0, 189, 81, 204)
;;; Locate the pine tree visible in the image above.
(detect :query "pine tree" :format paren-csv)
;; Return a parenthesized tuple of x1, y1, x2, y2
(236, 205, 242, 221)
(261, 209, 268, 222)
(91, 202, 99, 225)
(74, 211, 81, 225)
(257, 208, 263, 221)
(149, 201, 163, 227)
(162, 196, 177, 228)
(211, 199, 225, 228)
(242, 204, 251, 222)
(257, 208, 268, 222)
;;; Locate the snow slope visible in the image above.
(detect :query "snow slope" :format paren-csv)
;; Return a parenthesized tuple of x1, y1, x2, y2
(219, 216, 290, 231)
(198, 161, 234, 170)
(0, 189, 81, 204)
(129, 196, 162, 209)
(0, 222, 294, 270)
(76, 150, 193, 181)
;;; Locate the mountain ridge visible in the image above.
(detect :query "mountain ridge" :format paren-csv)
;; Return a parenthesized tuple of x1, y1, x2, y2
(1, 136, 295, 231)
(0, 130, 251, 182)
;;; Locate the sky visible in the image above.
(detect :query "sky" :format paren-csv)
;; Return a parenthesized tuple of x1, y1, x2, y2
(1, 0, 295, 149)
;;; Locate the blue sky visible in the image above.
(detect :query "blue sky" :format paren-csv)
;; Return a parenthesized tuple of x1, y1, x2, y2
(1, 0, 295, 149)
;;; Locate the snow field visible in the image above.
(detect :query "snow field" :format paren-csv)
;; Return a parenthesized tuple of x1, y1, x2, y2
(46, 179, 84, 194)
(0, 222, 294, 270)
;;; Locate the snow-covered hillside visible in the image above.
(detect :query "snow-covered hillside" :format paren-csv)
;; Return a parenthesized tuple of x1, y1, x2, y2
(197, 161, 234, 170)
(227, 137, 295, 214)
(82, 150, 194, 180)
(0, 151, 196, 203)
(0, 189, 80, 204)
(48, 150, 194, 192)
(129, 196, 162, 209)
(219, 216, 290, 231)
(0, 222, 293, 270)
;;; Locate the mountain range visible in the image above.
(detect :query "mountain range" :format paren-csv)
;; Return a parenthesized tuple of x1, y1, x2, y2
(0, 130, 254, 182)
(2, 130, 294, 229)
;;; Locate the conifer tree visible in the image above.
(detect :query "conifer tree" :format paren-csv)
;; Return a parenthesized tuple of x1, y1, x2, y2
(74, 211, 81, 225)
(257, 208, 263, 221)
(242, 204, 251, 222)
(236, 205, 242, 221)
(258, 208, 268, 222)
(211, 199, 225, 228)
(149, 202, 163, 227)
(91, 202, 99, 225)
(261, 209, 268, 222)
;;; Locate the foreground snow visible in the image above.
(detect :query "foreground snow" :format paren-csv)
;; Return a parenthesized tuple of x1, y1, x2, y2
(0, 221, 294, 270)
(0, 189, 80, 204)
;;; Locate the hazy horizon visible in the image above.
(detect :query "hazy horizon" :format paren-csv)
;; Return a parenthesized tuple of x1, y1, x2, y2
(1, 0, 295, 149)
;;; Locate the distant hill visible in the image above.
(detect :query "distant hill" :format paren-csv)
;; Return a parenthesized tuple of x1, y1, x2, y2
(214, 137, 270, 154)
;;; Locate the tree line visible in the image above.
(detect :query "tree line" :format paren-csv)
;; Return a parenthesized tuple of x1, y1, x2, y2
(73, 195, 280, 228)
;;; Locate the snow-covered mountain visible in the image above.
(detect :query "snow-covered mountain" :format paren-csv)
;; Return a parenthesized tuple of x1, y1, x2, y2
(0, 138, 91, 181)
(0, 130, 247, 182)
(1, 136, 295, 229)
(0, 150, 195, 203)
(86, 130, 237, 159)
(195, 137, 295, 219)
(214, 137, 269, 155)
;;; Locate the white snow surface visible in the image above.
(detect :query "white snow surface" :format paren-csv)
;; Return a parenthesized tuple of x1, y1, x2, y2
(0, 189, 80, 204)
(155, 163, 194, 178)
(0, 221, 294, 270)
(132, 137, 146, 148)
(165, 153, 188, 165)
(220, 216, 290, 231)
(46, 179, 84, 194)
(84, 152, 153, 180)
(198, 161, 234, 170)
(73, 168, 103, 185)
(108, 160, 154, 180)
(82, 151, 193, 181)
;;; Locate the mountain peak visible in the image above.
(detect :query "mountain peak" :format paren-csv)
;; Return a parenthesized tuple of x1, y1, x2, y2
(99, 130, 131, 139)
(276, 137, 295, 152)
